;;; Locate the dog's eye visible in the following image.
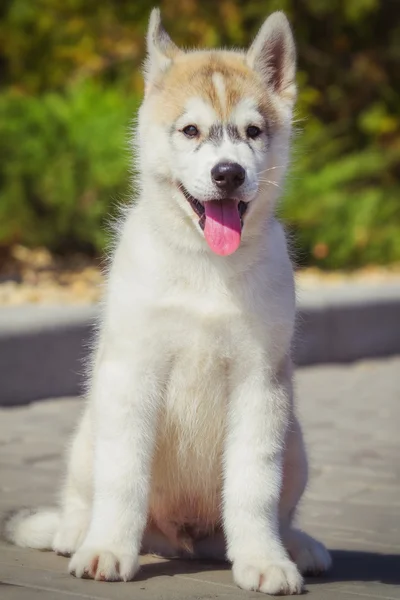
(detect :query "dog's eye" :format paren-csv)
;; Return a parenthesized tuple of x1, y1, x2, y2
(246, 125, 262, 139)
(182, 125, 199, 138)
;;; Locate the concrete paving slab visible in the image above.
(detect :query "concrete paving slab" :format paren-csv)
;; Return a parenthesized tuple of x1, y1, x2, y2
(0, 358, 399, 599)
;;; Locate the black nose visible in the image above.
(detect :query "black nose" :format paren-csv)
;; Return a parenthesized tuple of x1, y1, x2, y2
(211, 162, 245, 192)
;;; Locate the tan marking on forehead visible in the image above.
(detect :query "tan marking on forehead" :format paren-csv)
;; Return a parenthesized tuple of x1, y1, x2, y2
(212, 72, 226, 115)
(150, 50, 280, 128)
(190, 54, 252, 119)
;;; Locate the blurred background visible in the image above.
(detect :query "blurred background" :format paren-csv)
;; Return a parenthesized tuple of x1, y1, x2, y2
(0, 0, 400, 303)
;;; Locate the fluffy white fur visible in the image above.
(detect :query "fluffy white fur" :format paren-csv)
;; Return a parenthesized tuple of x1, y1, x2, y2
(3, 9, 331, 595)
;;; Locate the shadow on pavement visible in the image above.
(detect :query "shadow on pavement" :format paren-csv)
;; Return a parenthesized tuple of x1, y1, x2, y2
(307, 549, 400, 586)
(135, 549, 400, 586)
(135, 558, 228, 582)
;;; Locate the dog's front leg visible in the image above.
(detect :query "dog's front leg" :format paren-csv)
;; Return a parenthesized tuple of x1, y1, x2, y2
(223, 359, 303, 595)
(69, 346, 161, 582)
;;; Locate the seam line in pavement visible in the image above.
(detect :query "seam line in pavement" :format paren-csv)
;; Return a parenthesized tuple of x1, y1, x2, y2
(176, 573, 236, 590)
(0, 560, 66, 574)
(1, 556, 239, 592)
(0, 579, 111, 600)
(311, 537, 400, 552)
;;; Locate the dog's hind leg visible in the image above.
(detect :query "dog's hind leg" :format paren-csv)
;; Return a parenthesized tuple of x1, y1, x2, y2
(52, 406, 92, 557)
(280, 412, 332, 575)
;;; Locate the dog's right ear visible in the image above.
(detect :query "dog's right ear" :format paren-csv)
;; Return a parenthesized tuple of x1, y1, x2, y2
(144, 8, 182, 94)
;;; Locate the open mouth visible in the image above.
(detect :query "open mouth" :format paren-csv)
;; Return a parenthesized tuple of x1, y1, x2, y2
(179, 184, 248, 256)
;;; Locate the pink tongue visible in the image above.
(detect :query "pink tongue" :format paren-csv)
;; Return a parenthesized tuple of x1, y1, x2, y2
(204, 200, 241, 256)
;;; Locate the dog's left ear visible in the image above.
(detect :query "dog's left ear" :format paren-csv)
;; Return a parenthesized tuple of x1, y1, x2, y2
(247, 12, 296, 105)
(144, 8, 182, 94)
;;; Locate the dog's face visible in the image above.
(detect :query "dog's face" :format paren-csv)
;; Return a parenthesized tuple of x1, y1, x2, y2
(138, 10, 296, 256)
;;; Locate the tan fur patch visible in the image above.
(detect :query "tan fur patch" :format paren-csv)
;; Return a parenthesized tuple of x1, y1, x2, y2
(149, 50, 280, 128)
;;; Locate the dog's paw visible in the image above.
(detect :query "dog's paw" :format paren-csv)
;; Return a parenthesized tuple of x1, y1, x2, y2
(69, 547, 139, 582)
(53, 513, 88, 557)
(285, 529, 332, 575)
(232, 557, 303, 595)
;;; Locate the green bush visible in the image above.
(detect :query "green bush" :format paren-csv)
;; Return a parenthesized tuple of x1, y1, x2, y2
(0, 83, 138, 252)
(281, 125, 400, 268)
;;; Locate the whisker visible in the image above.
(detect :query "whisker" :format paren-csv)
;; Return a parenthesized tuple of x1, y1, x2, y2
(258, 179, 282, 189)
(256, 165, 286, 175)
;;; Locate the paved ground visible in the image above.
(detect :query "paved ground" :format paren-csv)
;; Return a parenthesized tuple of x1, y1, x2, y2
(1, 357, 399, 599)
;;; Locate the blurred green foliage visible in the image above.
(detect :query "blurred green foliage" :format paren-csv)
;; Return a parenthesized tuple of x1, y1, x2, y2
(0, 0, 399, 267)
(0, 83, 137, 252)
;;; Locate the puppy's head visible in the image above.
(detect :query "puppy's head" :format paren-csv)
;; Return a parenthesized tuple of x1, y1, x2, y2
(138, 9, 296, 256)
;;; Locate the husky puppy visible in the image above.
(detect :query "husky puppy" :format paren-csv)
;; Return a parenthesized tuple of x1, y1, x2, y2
(4, 9, 331, 595)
